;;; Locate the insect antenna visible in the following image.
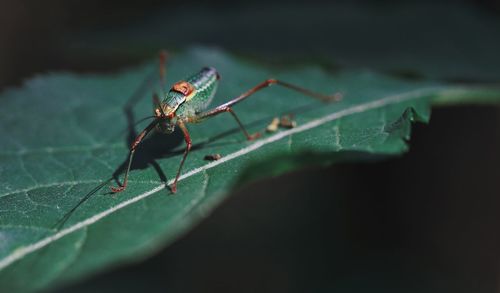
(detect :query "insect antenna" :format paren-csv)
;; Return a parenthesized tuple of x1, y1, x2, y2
(51, 178, 113, 232)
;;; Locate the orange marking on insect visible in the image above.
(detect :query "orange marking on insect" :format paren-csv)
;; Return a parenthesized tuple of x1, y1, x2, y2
(172, 81, 195, 96)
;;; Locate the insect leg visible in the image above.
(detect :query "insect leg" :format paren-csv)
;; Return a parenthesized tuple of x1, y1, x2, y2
(111, 120, 158, 193)
(159, 50, 169, 96)
(154, 50, 170, 117)
(215, 79, 341, 110)
(153, 93, 161, 106)
(171, 119, 192, 193)
(190, 107, 261, 141)
(153, 92, 163, 115)
(190, 79, 339, 140)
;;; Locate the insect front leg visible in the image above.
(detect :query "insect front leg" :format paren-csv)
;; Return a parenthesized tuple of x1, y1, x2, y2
(159, 50, 169, 96)
(153, 92, 163, 115)
(171, 119, 192, 193)
(111, 120, 158, 193)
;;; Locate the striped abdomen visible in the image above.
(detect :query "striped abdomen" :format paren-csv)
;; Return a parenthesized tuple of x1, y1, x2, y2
(162, 67, 220, 118)
(186, 67, 219, 108)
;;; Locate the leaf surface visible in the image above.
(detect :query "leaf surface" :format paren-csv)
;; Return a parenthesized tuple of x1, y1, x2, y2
(0, 48, 498, 291)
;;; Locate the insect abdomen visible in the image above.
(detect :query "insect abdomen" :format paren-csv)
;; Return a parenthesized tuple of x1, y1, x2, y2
(186, 67, 219, 110)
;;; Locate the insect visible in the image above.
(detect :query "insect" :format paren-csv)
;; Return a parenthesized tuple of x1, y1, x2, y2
(111, 52, 341, 193)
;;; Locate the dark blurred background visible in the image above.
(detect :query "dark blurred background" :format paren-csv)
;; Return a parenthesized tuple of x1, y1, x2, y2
(2, 0, 500, 89)
(1, 0, 500, 292)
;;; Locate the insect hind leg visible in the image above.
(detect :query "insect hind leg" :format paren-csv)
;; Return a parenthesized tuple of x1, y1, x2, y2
(188, 78, 340, 140)
(189, 106, 261, 141)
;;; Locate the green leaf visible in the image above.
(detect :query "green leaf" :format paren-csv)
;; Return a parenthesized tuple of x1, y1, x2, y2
(0, 48, 498, 292)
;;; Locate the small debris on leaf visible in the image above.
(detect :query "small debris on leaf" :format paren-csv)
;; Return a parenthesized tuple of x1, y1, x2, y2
(266, 117, 280, 132)
(279, 114, 297, 128)
(204, 154, 222, 161)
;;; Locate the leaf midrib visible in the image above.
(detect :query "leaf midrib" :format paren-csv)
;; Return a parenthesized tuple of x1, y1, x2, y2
(0, 86, 446, 271)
